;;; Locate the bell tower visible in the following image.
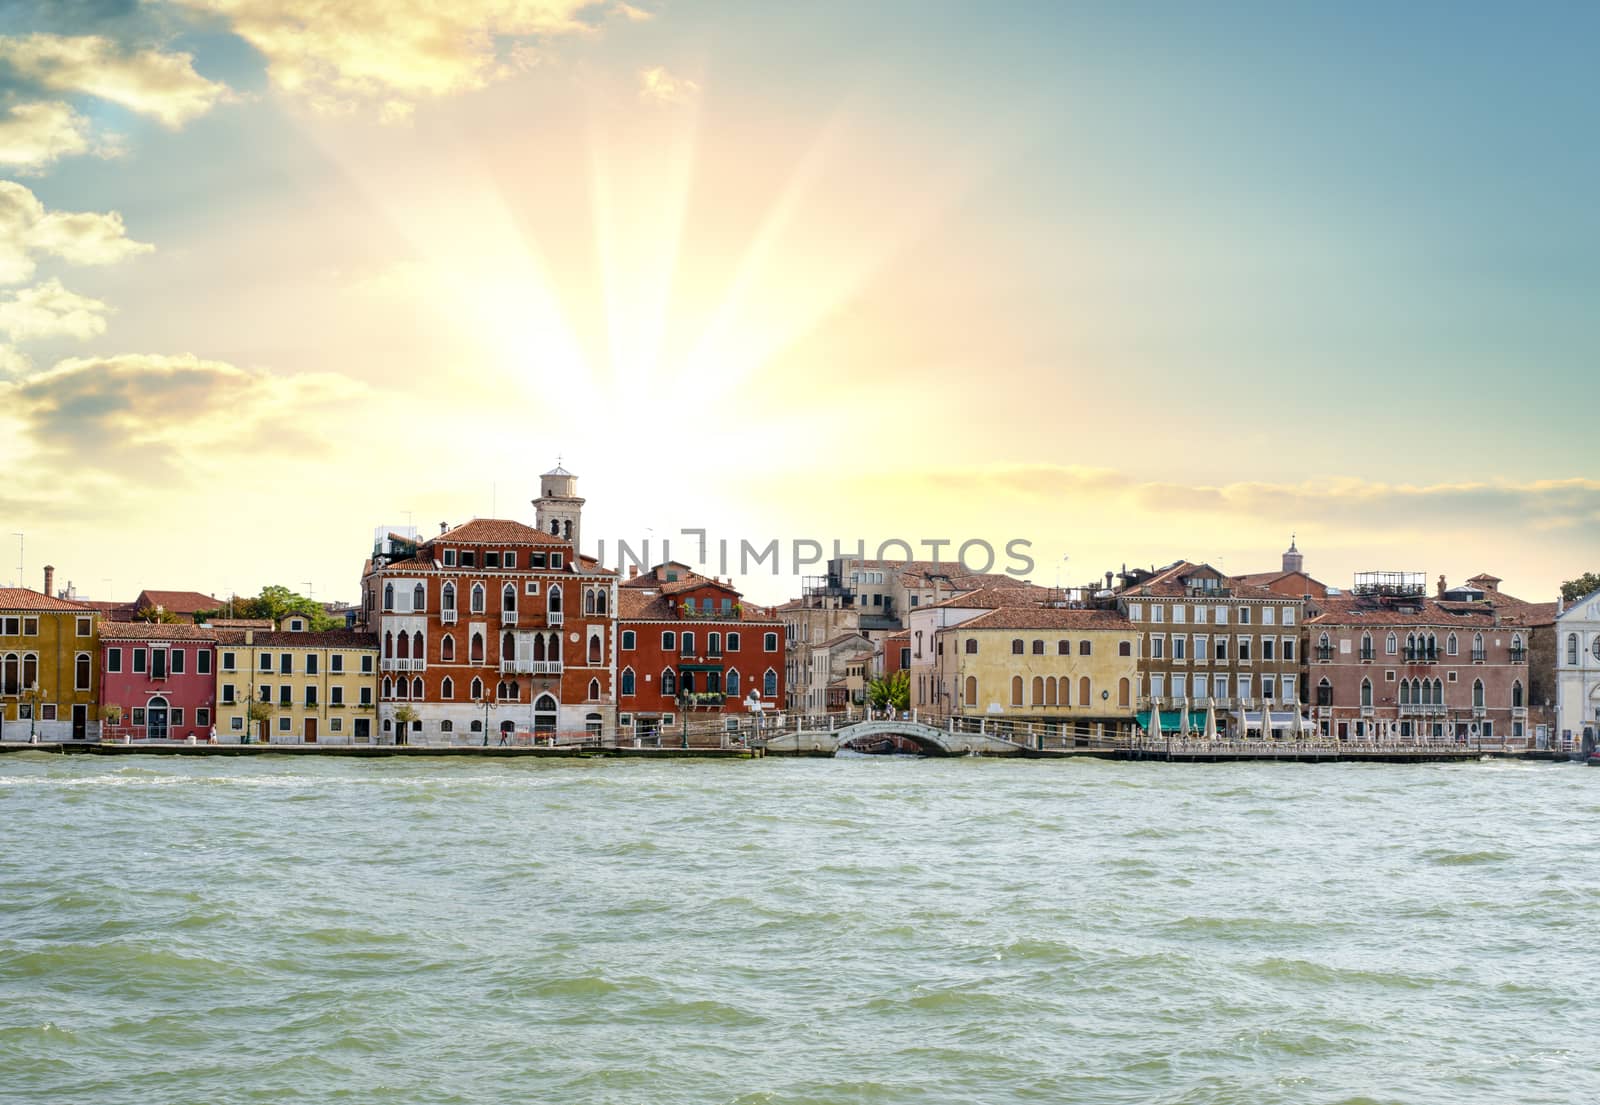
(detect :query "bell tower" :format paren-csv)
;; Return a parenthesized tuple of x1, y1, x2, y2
(1282, 534, 1303, 575)
(533, 461, 584, 553)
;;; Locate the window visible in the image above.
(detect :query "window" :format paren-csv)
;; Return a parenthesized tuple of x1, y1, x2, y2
(413, 583, 426, 611)
(505, 553, 517, 569)
(1011, 675, 1025, 705)
(306, 654, 319, 676)
(763, 633, 778, 652)
(1079, 675, 1091, 706)
(1128, 603, 1143, 621)
(1237, 675, 1252, 700)
(471, 584, 486, 614)
(485, 552, 501, 569)
(1078, 640, 1091, 656)
(263, 684, 275, 702)
(1031, 639, 1044, 655)
(1317, 678, 1332, 707)
(75, 652, 91, 690)
(361, 655, 373, 674)
(1282, 638, 1294, 663)
(461, 551, 476, 568)
(1151, 605, 1164, 624)
(1119, 641, 1132, 657)
(279, 686, 291, 706)
(305, 687, 318, 707)
(383, 583, 395, 611)
(1513, 681, 1524, 708)
(1238, 637, 1251, 662)
(1361, 678, 1373, 707)
(1568, 633, 1579, 666)
(551, 553, 563, 568)
(1472, 679, 1485, 709)
(442, 635, 455, 661)
(1239, 607, 1251, 625)
(1118, 677, 1130, 708)
(709, 632, 722, 656)
(331, 686, 344, 707)
(442, 582, 456, 612)
(587, 678, 600, 701)
(107, 647, 122, 673)
(621, 668, 635, 695)
(681, 632, 695, 656)
(1058, 640, 1070, 655)
(662, 669, 676, 696)
(965, 638, 977, 655)
(1261, 638, 1274, 662)
(764, 669, 777, 698)
(1262, 608, 1275, 626)
(1261, 676, 1275, 700)
(622, 630, 636, 650)
(279, 716, 291, 732)
(222, 683, 236, 704)
(502, 584, 517, 612)
(471, 633, 484, 663)
(231, 715, 243, 731)
(330, 654, 343, 674)
(662, 631, 676, 651)
(1012, 639, 1024, 655)
(76, 616, 92, 637)
(1149, 635, 1165, 660)
(360, 686, 372, 706)
(132, 708, 145, 725)
(1386, 633, 1397, 656)
(168, 648, 183, 675)
(470, 676, 484, 699)
(525, 581, 539, 595)
(443, 549, 457, 567)
(441, 677, 453, 699)
(1215, 607, 1228, 626)
(279, 653, 292, 675)
(727, 632, 741, 652)
(151, 649, 166, 680)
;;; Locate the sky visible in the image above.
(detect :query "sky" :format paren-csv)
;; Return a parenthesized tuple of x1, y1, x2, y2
(0, 0, 1596, 607)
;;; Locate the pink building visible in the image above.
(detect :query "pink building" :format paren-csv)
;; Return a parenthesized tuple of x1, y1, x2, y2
(98, 622, 218, 740)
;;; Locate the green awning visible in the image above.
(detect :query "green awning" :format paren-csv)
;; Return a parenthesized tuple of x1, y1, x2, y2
(1136, 709, 1211, 732)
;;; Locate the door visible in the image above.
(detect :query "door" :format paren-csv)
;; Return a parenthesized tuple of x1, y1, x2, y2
(354, 718, 370, 743)
(304, 717, 318, 743)
(147, 697, 169, 740)
(72, 705, 87, 741)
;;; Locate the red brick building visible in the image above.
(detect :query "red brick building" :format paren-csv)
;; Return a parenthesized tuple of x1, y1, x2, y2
(1307, 573, 1534, 742)
(357, 467, 617, 744)
(616, 563, 784, 742)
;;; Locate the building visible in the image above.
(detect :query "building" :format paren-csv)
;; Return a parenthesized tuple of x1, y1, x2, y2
(0, 581, 100, 741)
(1117, 561, 1305, 737)
(800, 556, 1034, 637)
(813, 632, 874, 712)
(215, 625, 379, 743)
(907, 583, 1054, 714)
(126, 589, 222, 622)
(1306, 572, 1534, 742)
(1555, 586, 1600, 755)
(615, 562, 784, 742)
(931, 604, 1139, 740)
(778, 591, 862, 713)
(880, 630, 911, 677)
(98, 622, 218, 741)
(357, 465, 618, 744)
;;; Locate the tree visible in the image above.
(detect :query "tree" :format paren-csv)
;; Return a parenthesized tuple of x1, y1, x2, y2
(206, 586, 340, 630)
(132, 604, 182, 624)
(1561, 573, 1600, 604)
(867, 669, 910, 712)
(245, 700, 273, 743)
(393, 705, 419, 746)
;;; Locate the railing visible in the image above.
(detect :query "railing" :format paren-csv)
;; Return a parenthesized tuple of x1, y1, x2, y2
(1471, 650, 1487, 662)
(441, 609, 457, 624)
(501, 610, 518, 626)
(1316, 646, 1334, 661)
(1358, 648, 1375, 662)
(1509, 648, 1527, 663)
(500, 660, 562, 675)
(1402, 647, 1439, 663)
(381, 658, 426, 672)
(1398, 703, 1447, 717)
(547, 611, 564, 626)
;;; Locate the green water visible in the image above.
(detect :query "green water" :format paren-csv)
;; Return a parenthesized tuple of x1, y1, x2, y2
(1, 754, 1596, 1104)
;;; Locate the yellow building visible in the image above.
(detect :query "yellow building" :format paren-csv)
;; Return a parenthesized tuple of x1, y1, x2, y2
(932, 606, 1138, 740)
(0, 587, 99, 742)
(215, 625, 379, 743)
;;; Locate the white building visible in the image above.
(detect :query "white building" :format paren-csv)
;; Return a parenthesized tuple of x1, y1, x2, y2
(1555, 588, 1600, 754)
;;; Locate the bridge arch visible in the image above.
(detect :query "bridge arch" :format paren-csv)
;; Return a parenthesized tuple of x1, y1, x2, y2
(832, 719, 955, 756)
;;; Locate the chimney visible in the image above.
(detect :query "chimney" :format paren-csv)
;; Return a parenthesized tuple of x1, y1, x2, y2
(628, 565, 639, 579)
(1105, 571, 1114, 590)
(440, 522, 448, 534)
(43, 565, 54, 597)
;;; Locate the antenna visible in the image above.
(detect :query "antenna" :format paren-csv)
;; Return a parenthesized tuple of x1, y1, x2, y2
(10, 533, 21, 590)
(302, 580, 315, 602)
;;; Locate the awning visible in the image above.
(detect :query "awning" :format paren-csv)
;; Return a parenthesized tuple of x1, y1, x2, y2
(1136, 709, 1210, 732)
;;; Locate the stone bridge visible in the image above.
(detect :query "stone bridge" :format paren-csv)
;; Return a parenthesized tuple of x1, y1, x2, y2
(759, 717, 1026, 757)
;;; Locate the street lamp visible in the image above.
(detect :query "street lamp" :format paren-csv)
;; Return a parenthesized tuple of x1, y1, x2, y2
(25, 682, 44, 743)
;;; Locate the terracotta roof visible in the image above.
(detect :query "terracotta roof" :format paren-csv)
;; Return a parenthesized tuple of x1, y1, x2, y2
(1307, 595, 1497, 628)
(920, 583, 1054, 611)
(1126, 561, 1286, 602)
(820, 632, 873, 650)
(0, 587, 96, 612)
(208, 619, 275, 629)
(616, 587, 780, 624)
(430, 518, 568, 547)
(98, 621, 220, 642)
(957, 606, 1133, 631)
(135, 589, 221, 614)
(215, 629, 378, 648)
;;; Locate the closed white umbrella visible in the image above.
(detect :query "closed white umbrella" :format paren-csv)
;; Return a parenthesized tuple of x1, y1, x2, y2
(1203, 696, 1218, 740)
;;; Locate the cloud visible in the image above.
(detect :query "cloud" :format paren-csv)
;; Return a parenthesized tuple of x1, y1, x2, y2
(0, 99, 109, 170)
(616, 3, 654, 19)
(0, 341, 31, 377)
(172, 0, 639, 117)
(0, 277, 111, 341)
(0, 179, 152, 284)
(2, 353, 365, 475)
(637, 64, 698, 105)
(0, 33, 229, 127)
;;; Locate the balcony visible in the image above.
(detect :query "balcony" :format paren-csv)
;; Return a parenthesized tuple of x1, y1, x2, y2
(1509, 648, 1527, 663)
(1316, 645, 1334, 662)
(1471, 650, 1487, 663)
(501, 659, 563, 675)
(1398, 703, 1447, 717)
(380, 658, 426, 672)
(1402, 647, 1440, 664)
(441, 609, 457, 624)
(1358, 648, 1374, 662)
(501, 609, 518, 627)
(547, 611, 564, 626)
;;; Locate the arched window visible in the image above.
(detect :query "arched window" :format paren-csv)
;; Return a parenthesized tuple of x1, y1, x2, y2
(1593, 634, 1600, 662)
(964, 675, 977, 706)
(502, 631, 515, 661)
(383, 718, 393, 732)
(1433, 678, 1442, 704)
(549, 634, 561, 661)
(470, 584, 485, 614)
(441, 634, 455, 661)
(1011, 675, 1023, 706)
(1361, 678, 1372, 707)
(588, 634, 601, 664)
(1045, 678, 1057, 707)
(383, 583, 394, 611)
(411, 677, 423, 699)
(551, 520, 561, 535)
(1316, 677, 1332, 706)
(441, 677, 454, 699)
(412, 583, 425, 611)
(548, 584, 562, 614)
(1386, 633, 1397, 656)
(1058, 676, 1071, 707)
(1400, 680, 1411, 706)
(1472, 678, 1485, 708)
(382, 676, 393, 698)
(584, 589, 596, 615)
(661, 669, 676, 696)
(502, 584, 516, 613)
(1079, 676, 1091, 707)
(534, 693, 558, 732)
(412, 631, 423, 659)
(75, 652, 90, 690)
(397, 632, 410, 659)
(470, 677, 483, 700)
(442, 582, 456, 611)
(1361, 632, 1373, 657)
(1319, 632, 1329, 648)
(965, 639, 977, 655)
(471, 719, 482, 732)
(596, 590, 608, 615)
(621, 668, 635, 695)
(471, 633, 484, 663)
(1512, 633, 1523, 654)
(1447, 632, 1458, 656)
(1031, 676, 1044, 706)
(1117, 677, 1130, 708)
(441, 720, 454, 732)
(383, 630, 393, 658)
(727, 670, 740, 697)
(587, 678, 600, 701)
(1513, 680, 1524, 708)
(1570, 633, 1581, 665)
(763, 669, 778, 698)
(1472, 632, 1484, 659)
